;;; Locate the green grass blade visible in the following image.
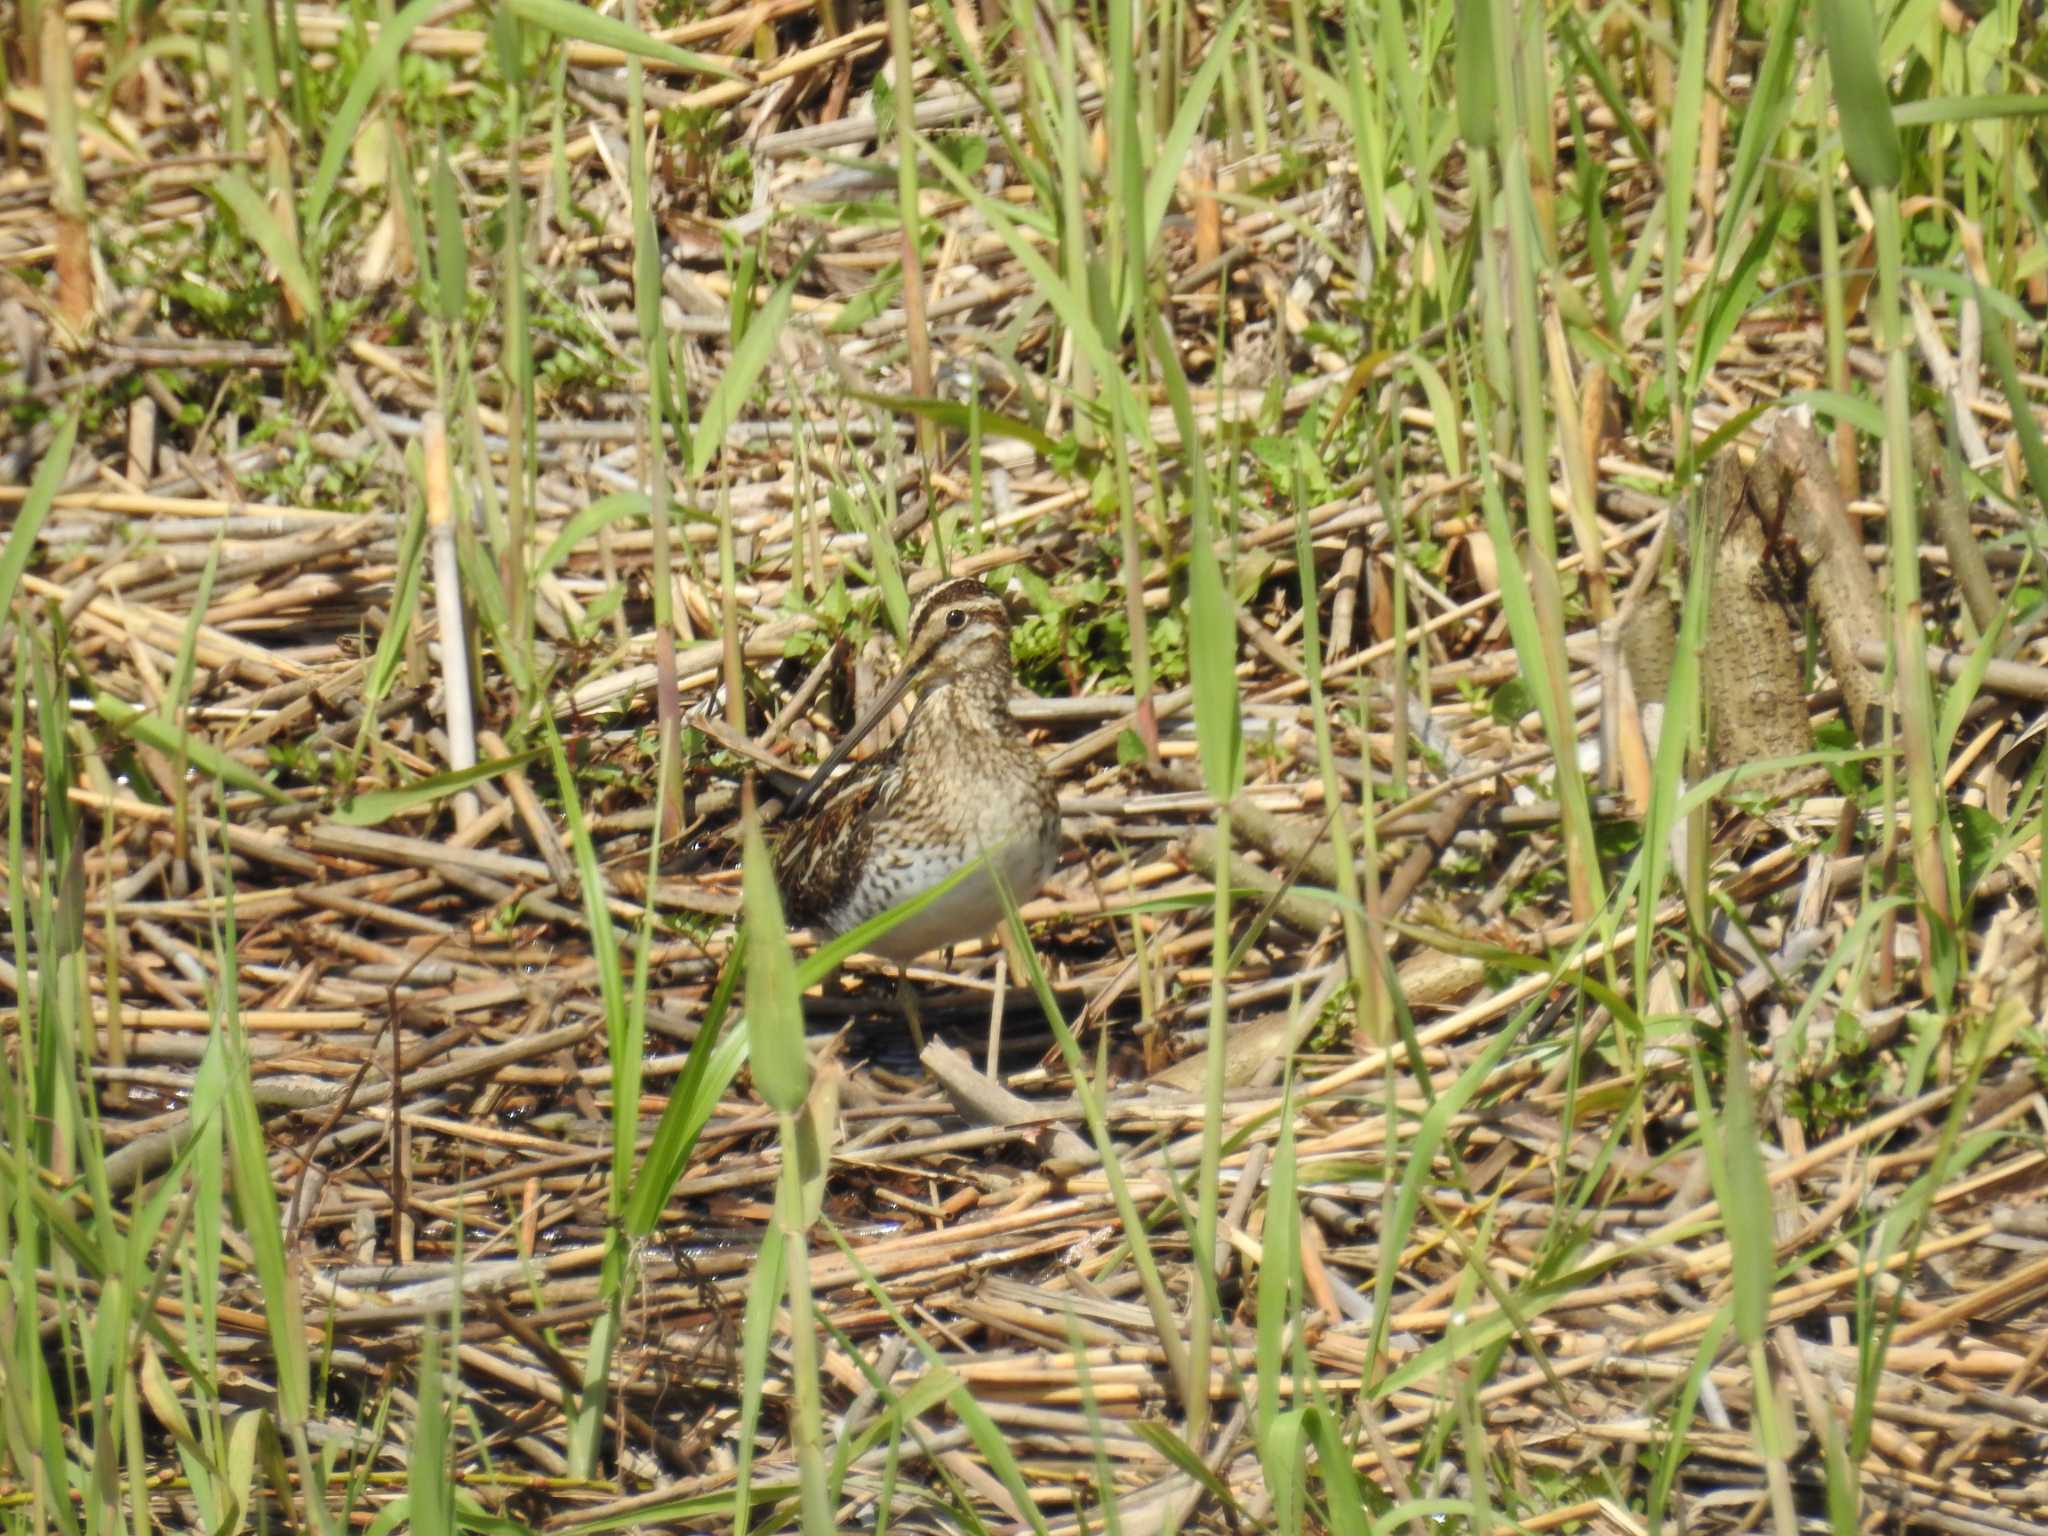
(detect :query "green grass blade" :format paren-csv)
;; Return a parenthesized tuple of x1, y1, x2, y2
(732, 1214, 788, 1536)
(161, 538, 221, 735)
(1819, 0, 1902, 191)
(1140, 2, 1249, 249)
(408, 1332, 455, 1536)
(213, 171, 319, 321)
(1254, 1069, 1301, 1449)
(690, 249, 813, 482)
(825, 1224, 1056, 1536)
(1149, 311, 1241, 802)
(91, 692, 288, 804)
(0, 412, 77, 629)
(743, 818, 808, 1116)
(332, 751, 546, 827)
(302, 0, 443, 240)
(504, 0, 737, 77)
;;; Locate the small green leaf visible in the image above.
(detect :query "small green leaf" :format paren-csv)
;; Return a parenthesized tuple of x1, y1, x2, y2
(1953, 805, 2000, 894)
(1489, 676, 1536, 727)
(1813, 718, 1864, 798)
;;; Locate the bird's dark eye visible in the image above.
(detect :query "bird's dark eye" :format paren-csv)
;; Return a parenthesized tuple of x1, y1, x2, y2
(947, 609, 967, 630)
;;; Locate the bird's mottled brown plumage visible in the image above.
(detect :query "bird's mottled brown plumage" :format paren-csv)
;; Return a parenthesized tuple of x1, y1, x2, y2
(773, 578, 1060, 961)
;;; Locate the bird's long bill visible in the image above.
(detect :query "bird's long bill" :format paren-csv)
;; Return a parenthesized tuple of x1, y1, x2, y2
(783, 654, 928, 817)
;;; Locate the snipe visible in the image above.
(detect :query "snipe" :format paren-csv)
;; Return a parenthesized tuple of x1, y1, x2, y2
(774, 578, 1060, 962)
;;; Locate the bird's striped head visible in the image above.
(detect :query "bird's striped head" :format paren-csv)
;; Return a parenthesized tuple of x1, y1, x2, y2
(900, 577, 1013, 685)
(782, 578, 1016, 817)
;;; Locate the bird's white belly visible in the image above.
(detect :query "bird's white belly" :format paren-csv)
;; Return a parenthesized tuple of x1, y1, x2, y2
(824, 827, 1052, 961)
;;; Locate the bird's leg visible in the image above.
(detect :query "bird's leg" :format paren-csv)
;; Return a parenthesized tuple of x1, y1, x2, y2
(985, 948, 1007, 1078)
(894, 966, 927, 1055)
